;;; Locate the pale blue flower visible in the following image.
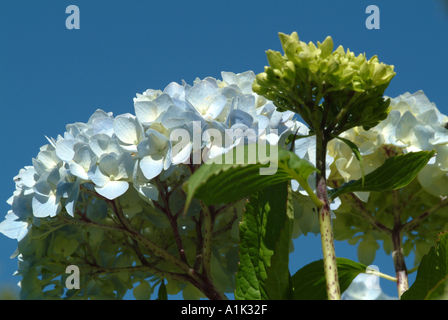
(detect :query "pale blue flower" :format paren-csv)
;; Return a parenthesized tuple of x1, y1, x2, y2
(32, 166, 63, 218)
(342, 273, 397, 300)
(135, 93, 173, 126)
(137, 129, 172, 180)
(0, 211, 30, 241)
(0, 192, 40, 241)
(13, 166, 38, 194)
(68, 143, 97, 181)
(186, 80, 227, 122)
(89, 134, 123, 158)
(132, 161, 159, 202)
(88, 152, 134, 200)
(221, 71, 256, 95)
(113, 113, 145, 153)
(57, 171, 81, 217)
(163, 81, 187, 110)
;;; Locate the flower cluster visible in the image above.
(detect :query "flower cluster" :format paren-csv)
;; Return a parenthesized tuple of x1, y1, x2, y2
(329, 90, 448, 198)
(2, 72, 292, 239)
(0, 71, 329, 300)
(328, 91, 448, 266)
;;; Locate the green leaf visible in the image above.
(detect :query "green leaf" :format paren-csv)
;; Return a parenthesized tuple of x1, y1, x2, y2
(265, 183, 295, 300)
(64, 239, 79, 257)
(235, 182, 294, 300)
(157, 280, 168, 300)
(133, 280, 152, 300)
(328, 150, 436, 200)
(401, 231, 448, 300)
(285, 132, 315, 151)
(183, 144, 322, 214)
(425, 276, 448, 300)
(291, 258, 368, 300)
(332, 135, 365, 188)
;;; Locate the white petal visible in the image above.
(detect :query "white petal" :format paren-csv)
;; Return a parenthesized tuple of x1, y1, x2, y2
(88, 165, 110, 187)
(430, 126, 448, 145)
(98, 153, 120, 177)
(228, 109, 253, 127)
(55, 139, 77, 162)
(410, 125, 433, 150)
(116, 152, 135, 180)
(221, 71, 238, 85)
(237, 71, 255, 84)
(163, 82, 185, 100)
(144, 129, 170, 155)
(418, 165, 448, 197)
(92, 117, 114, 136)
(330, 197, 342, 211)
(238, 95, 255, 114)
(291, 179, 299, 191)
(294, 136, 311, 159)
(73, 145, 96, 168)
(65, 181, 81, 217)
(172, 141, 192, 165)
(17, 167, 38, 188)
(89, 135, 122, 157)
(396, 111, 417, 141)
(256, 115, 269, 131)
(94, 181, 129, 200)
(69, 163, 90, 180)
(205, 95, 227, 120)
(37, 150, 61, 169)
(0, 219, 29, 241)
(187, 81, 217, 114)
(114, 115, 143, 145)
(135, 100, 159, 124)
(387, 135, 409, 147)
(140, 156, 164, 180)
(153, 93, 174, 112)
(33, 179, 52, 197)
(134, 184, 159, 201)
(264, 133, 280, 146)
(32, 194, 60, 218)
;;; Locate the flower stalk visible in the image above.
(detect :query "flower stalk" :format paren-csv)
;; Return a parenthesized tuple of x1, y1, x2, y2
(391, 189, 409, 298)
(315, 130, 341, 300)
(391, 229, 408, 298)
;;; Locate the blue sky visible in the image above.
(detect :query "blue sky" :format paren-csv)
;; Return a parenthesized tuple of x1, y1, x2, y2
(0, 0, 447, 299)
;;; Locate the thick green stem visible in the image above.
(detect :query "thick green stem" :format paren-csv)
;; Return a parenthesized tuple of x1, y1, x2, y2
(315, 131, 341, 300)
(391, 230, 408, 298)
(392, 190, 409, 298)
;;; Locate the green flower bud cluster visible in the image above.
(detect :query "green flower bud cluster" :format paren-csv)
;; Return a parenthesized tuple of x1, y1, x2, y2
(253, 32, 396, 134)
